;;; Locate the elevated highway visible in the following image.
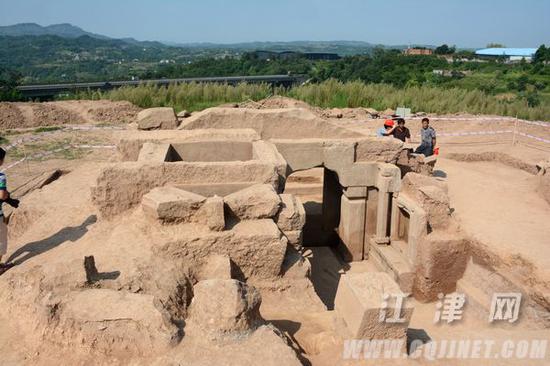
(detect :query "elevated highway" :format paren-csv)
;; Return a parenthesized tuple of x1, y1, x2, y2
(17, 74, 306, 99)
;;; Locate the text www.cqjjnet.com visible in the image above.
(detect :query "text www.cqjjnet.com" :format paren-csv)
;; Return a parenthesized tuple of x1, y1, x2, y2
(343, 339, 548, 361)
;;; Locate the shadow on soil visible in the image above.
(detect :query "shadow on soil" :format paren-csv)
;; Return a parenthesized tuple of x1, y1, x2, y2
(306, 246, 350, 310)
(5, 215, 97, 267)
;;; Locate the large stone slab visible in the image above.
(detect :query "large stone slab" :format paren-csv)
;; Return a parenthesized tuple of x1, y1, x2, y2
(413, 232, 468, 302)
(337, 195, 366, 262)
(137, 107, 179, 130)
(142, 187, 225, 230)
(179, 107, 359, 139)
(158, 220, 287, 279)
(225, 184, 281, 220)
(334, 272, 413, 340)
(273, 139, 324, 172)
(142, 186, 206, 222)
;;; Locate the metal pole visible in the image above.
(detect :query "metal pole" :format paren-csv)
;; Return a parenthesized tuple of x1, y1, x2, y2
(512, 114, 519, 146)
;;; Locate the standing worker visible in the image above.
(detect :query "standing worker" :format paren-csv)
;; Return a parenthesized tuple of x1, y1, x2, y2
(376, 120, 397, 137)
(415, 118, 437, 156)
(392, 118, 411, 142)
(0, 148, 18, 270)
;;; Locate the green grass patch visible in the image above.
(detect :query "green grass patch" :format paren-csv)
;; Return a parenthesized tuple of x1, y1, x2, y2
(34, 126, 63, 133)
(80, 80, 550, 121)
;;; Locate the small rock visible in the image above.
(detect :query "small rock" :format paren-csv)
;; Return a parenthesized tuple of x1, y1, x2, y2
(177, 110, 191, 118)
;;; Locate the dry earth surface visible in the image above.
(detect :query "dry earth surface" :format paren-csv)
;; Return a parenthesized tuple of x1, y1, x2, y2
(0, 97, 548, 365)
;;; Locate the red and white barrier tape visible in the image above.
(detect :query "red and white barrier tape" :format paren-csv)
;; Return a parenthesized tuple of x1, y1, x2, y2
(436, 130, 514, 137)
(517, 132, 550, 144)
(409, 116, 550, 127)
(411, 128, 549, 144)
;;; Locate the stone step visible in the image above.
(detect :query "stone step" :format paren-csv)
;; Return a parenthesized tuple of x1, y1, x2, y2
(369, 239, 414, 293)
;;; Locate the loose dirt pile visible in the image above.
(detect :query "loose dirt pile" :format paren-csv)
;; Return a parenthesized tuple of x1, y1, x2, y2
(30, 103, 85, 126)
(0, 100, 141, 129)
(0, 102, 25, 129)
(237, 96, 381, 120)
(85, 101, 142, 124)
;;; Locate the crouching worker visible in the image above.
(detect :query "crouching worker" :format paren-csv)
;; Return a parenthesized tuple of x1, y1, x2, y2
(415, 118, 437, 156)
(376, 119, 396, 137)
(0, 148, 19, 269)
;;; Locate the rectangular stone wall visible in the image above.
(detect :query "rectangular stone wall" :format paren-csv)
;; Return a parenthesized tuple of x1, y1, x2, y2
(171, 141, 253, 162)
(92, 161, 279, 217)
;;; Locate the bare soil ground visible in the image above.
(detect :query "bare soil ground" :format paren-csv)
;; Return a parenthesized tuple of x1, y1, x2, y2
(437, 158, 550, 307)
(0, 98, 549, 365)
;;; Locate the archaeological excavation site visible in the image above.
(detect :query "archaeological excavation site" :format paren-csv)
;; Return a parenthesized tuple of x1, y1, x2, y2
(0, 98, 549, 365)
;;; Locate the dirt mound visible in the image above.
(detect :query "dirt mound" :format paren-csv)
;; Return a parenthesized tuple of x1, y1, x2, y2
(318, 107, 378, 119)
(237, 98, 384, 122)
(31, 103, 86, 126)
(238, 96, 312, 110)
(0, 103, 25, 129)
(0, 100, 142, 130)
(86, 101, 142, 124)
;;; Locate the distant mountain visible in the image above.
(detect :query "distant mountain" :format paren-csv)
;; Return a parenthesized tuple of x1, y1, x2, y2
(0, 23, 418, 54)
(172, 40, 374, 48)
(168, 40, 380, 55)
(0, 23, 110, 40)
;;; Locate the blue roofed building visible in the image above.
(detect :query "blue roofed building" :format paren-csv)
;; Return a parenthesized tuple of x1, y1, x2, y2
(475, 48, 538, 62)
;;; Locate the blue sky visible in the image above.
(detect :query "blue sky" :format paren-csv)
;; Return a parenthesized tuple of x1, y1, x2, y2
(0, 0, 548, 47)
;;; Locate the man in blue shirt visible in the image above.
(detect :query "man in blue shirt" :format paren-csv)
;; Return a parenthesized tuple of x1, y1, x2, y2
(415, 118, 437, 156)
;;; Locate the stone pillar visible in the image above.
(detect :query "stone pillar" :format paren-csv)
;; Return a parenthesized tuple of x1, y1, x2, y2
(365, 187, 379, 239)
(390, 193, 400, 241)
(337, 195, 366, 262)
(374, 173, 392, 244)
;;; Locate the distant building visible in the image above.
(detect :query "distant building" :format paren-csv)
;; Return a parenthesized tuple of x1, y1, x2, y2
(254, 50, 278, 60)
(432, 69, 468, 78)
(403, 48, 433, 56)
(303, 52, 341, 61)
(475, 48, 537, 62)
(252, 50, 340, 61)
(278, 51, 299, 60)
